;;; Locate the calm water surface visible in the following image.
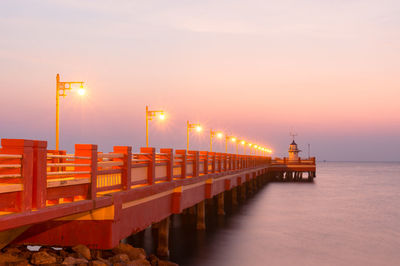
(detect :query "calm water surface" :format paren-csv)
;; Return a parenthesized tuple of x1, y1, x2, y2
(135, 162, 400, 266)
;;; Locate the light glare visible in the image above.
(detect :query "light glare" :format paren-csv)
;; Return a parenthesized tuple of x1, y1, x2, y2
(77, 88, 86, 96)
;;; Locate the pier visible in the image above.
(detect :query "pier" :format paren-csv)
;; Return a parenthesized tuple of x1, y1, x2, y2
(0, 138, 316, 256)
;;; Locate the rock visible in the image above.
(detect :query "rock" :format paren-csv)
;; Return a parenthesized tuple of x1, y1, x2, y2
(90, 259, 110, 266)
(110, 253, 130, 264)
(148, 254, 159, 266)
(113, 243, 146, 260)
(127, 259, 151, 266)
(30, 251, 57, 265)
(3, 247, 22, 255)
(20, 251, 33, 260)
(91, 249, 102, 260)
(62, 256, 89, 265)
(72, 244, 92, 260)
(158, 260, 179, 266)
(60, 249, 70, 258)
(0, 253, 27, 264)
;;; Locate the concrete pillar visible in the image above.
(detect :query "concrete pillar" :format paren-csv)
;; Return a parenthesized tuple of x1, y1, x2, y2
(196, 201, 206, 230)
(241, 184, 246, 201)
(188, 205, 196, 215)
(156, 217, 170, 258)
(232, 187, 238, 206)
(217, 193, 225, 215)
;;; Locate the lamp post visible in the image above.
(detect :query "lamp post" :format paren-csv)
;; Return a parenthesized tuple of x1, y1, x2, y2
(145, 105, 165, 147)
(210, 130, 223, 152)
(231, 137, 238, 154)
(187, 121, 202, 150)
(225, 135, 235, 153)
(56, 73, 85, 150)
(240, 140, 246, 155)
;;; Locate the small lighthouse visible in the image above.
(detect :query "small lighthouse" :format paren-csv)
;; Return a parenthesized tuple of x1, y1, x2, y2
(288, 134, 301, 161)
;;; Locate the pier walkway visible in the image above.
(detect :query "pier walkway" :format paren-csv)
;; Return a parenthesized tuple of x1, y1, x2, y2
(0, 139, 316, 255)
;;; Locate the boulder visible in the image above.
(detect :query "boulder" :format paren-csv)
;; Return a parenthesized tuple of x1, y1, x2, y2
(0, 253, 27, 264)
(62, 256, 89, 265)
(30, 251, 57, 265)
(3, 247, 22, 255)
(110, 253, 130, 264)
(148, 254, 159, 266)
(127, 259, 151, 266)
(113, 243, 146, 260)
(72, 244, 92, 260)
(90, 258, 110, 266)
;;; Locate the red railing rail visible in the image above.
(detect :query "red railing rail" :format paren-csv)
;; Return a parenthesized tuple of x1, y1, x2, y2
(1, 138, 309, 214)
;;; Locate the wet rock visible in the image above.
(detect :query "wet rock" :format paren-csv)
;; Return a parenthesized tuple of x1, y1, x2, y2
(72, 244, 92, 260)
(113, 243, 146, 260)
(90, 258, 110, 266)
(20, 250, 33, 260)
(62, 256, 89, 265)
(110, 253, 130, 264)
(148, 254, 178, 266)
(3, 247, 22, 255)
(0, 253, 27, 264)
(60, 249, 70, 258)
(30, 251, 57, 265)
(127, 258, 152, 266)
(91, 249, 103, 260)
(148, 254, 159, 266)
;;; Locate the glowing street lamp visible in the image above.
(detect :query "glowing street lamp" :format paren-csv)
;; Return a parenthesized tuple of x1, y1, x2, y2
(145, 105, 165, 147)
(56, 73, 86, 150)
(240, 140, 246, 154)
(210, 129, 223, 152)
(187, 121, 202, 150)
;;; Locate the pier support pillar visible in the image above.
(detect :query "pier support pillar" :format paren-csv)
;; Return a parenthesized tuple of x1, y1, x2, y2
(156, 217, 170, 258)
(241, 184, 246, 201)
(217, 193, 225, 215)
(196, 201, 206, 230)
(232, 187, 238, 206)
(188, 206, 196, 215)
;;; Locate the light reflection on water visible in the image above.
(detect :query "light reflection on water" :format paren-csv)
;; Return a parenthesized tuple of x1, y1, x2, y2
(129, 162, 400, 266)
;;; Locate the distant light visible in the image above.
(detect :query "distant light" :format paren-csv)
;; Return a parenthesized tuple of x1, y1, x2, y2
(217, 132, 223, 138)
(77, 88, 86, 96)
(248, 143, 252, 147)
(254, 145, 258, 148)
(196, 125, 202, 132)
(159, 113, 165, 120)
(241, 140, 245, 145)
(231, 137, 236, 142)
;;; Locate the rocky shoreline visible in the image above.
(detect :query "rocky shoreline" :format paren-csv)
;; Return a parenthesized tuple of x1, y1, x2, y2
(0, 243, 178, 265)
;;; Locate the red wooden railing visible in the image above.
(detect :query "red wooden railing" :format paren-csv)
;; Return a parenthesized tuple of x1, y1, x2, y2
(0, 138, 276, 214)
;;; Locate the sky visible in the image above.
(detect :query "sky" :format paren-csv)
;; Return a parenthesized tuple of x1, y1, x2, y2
(0, 0, 399, 160)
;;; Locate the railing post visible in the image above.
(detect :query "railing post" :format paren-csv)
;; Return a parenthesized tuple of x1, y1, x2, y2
(176, 150, 186, 178)
(222, 153, 227, 172)
(209, 152, 216, 173)
(140, 147, 155, 185)
(232, 154, 237, 170)
(160, 148, 174, 182)
(33, 140, 47, 210)
(188, 151, 199, 177)
(1, 139, 34, 211)
(200, 151, 208, 175)
(113, 146, 132, 190)
(75, 144, 98, 200)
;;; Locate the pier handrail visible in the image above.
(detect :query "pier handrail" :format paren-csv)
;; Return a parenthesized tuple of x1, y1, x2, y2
(0, 137, 313, 216)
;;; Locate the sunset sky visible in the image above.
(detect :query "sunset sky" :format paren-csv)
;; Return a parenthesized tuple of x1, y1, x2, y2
(1, 0, 399, 160)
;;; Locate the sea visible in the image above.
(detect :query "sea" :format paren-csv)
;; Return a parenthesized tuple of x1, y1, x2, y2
(129, 162, 400, 266)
